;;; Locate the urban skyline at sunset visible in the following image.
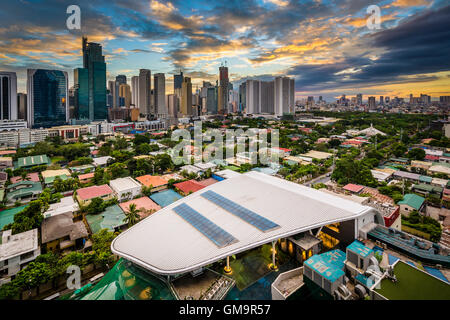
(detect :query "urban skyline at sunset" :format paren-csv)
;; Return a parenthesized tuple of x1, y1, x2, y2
(0, 0, 449, 101)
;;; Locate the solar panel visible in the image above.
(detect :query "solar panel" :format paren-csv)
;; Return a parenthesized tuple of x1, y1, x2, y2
(173, 203, 238, 248)
(201, 190, 280, 232)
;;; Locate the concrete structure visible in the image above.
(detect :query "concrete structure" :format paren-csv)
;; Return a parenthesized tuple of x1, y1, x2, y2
(0, 229, 39, 278)
(109, 177, 142, 201)
(43, 196, 80, 219)
(135, 175, 168, 192)
(274, 77, 295, 116)
(0, 72, 18, 120)
(119, 197, 161, 219)
(111, 171, 383, 276)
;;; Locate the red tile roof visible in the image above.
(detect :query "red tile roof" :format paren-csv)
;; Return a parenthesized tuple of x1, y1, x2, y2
(76, 184, 113, 200)
(343, 183, 364, 193)
(198, 178, 219, 187)
(136, 175, 168, 188)
(10, 172, 40, 184)
(174, 180, 205, 194)
(278, 147, 292, 152)
(78, 172, 95, 180)
(119, 197, 161, 218)
(425, 155, 439, 161)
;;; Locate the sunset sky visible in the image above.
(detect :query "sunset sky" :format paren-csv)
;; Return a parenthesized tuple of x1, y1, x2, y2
(0, 0, 449, 101)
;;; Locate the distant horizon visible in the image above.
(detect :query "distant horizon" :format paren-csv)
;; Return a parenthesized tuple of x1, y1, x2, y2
(1, 0, 449, 102)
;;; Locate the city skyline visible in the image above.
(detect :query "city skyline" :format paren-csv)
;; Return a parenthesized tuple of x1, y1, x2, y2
(0, 0, 449, 101)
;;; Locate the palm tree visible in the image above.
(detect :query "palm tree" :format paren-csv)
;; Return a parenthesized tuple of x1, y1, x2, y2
(123, 203, 141, 228)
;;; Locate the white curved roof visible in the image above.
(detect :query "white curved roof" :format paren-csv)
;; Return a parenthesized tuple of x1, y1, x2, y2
(111, 171, 377, 275)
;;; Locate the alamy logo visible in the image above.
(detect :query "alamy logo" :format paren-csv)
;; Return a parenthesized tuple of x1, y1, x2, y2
(66, 265, 81, 290)
(366, 5, 381, 30)
(66, 5, 81, 30)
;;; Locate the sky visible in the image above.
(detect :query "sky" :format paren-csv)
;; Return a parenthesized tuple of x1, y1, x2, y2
(0, 0, 449, 101)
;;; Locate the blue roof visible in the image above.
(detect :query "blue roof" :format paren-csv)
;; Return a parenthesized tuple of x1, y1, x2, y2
(305, 249, 346, 283)
(150, 189, 183, 207)
(347, 240, 374, 258)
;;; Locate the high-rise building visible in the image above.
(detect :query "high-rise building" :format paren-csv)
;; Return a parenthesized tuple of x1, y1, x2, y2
(115, 75, 127, 85)
(440, 96, 450, 104)
(154, 73, 166, 118)
(131, 76, 139, 107)
(108, 80, 120, 108)
(76, 37, 107, 121)
(0, 72, 18, 120)
(260, 81, 274, 114)
(73, 68, 88, 120)
(166, 94, 179, 118)
(27, 69, 68, 128)
(119, 84, 131, 108)
(274, 76, 295, 116)
(239, 82, 246, 113)
(17, 93, 27, 120)
(356, 93, 362, 105)
(246, 80, 260, 114)
(218, 66, 229, 114)
(138, 69, 151, 116)
(368, 96, 376, 109)
(379, 96, 384, 105)
(180, 77, 192, 116)
(174, 71, 183, 93)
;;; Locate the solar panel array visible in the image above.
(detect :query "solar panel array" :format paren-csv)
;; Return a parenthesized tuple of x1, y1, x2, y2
(201, 190, 280, 232)
(173, 203, 238, 248)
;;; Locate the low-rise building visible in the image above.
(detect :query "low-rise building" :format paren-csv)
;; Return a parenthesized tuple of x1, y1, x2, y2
(119, 197, 161, 219)
(398, 194, 425, 216)
(6, 181, 42, 204)
(109, 177, 142, 202)
(15, 154, 50, 169)
(0, 229, 40, 279)
(76, 184, 115, 206)
(0, 157, 13, 169)
(43, 196, 80, 219)
(78, 172, 95, 184)
(173, 179, 205, 196)
(136, 175, 168, 192)
(41, 212, 88, 253)
(92, 156, 113, 168)
(41, 169, 71, 186)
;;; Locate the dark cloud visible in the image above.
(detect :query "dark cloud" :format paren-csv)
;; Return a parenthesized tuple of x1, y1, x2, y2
(288, 4, 450, 92)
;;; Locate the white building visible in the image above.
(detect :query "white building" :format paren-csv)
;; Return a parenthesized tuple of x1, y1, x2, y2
(274, 76, 295, 116)
(43, 196, 80, 219)
(93, 156, 112, 167)
(109, 177, 142, 201)
(111, 171, 383, 276)
(0, 229, 40, 280)
(0, 72, 18, 120)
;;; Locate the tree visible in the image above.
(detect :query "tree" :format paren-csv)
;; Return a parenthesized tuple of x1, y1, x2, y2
(407, 148, 426, 161)
(123, 203, 141, 228)
(3, 200, 44, 234)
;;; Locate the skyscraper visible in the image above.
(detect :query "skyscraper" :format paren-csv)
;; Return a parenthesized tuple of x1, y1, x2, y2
(27, 69, 68, 128)
(0, 71, 18, 120)
(356, 93, 362, 105)
(181, 77, 192, 116)
(368, 96, 376, 109)
(218, 66, 229, 114)
(154, 73, 166, 118)
(260, 81, 274, 114)
(239, 82, 246, 112)
(108, 80, 120, 108)
(74, 68, 88, 119)
(138, 69, 151, 116)
(274, 76, 295, 116)
(119, 84, 131, 108)
(116, 75, 127, 85)
(131, 76, 139, 107)
(77, 37, 107, 121)
(379, 96, 384, 105)
(17, 93, 27, 120)
(174, 71, 183, 93)
(246, 80, 260, 114)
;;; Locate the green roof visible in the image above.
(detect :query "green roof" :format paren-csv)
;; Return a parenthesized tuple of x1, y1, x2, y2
(0, 205, 28, 230)
(398, 194, 425, 210)
(6, 181, 43, 202)
(85, 205, 127, 234)
(16, 154, 50, 168)
(413, 184, 443, 194)
(419, 175, 432, 183)
(375, 261, 450, 300)
(44, 174, 69, 184)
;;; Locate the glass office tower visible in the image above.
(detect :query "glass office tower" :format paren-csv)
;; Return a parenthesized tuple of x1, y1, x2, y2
(74, 37, 107, 121)
(27, 69, 68, 128)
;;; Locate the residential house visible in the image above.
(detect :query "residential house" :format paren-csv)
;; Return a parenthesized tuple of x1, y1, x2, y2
(136, 175, 168, 193)
(398, 194, 425, 216)
(6, 181, 42, 204)
(109, 177, 142, 202)
(75, 184, 115, 206)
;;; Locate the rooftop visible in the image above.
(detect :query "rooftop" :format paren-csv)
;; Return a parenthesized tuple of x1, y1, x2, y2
(119, 197, 161, 219)
(76, 184, 114, 201)
(149, 189, 184, 208)
(10, 172, 40, 184)
(41, 169, 71, 179)
(111, 171, 378, 275)
(0, 205, 28, 230)
(347, 240, 373, 258)
(398, 194, 425, 210)
(43, 196, 80, 219)
(85, 205, 127, 234)
(174, 179, 205, 194)
(0, 229, 38, 261)
(109, 177, 141, 192)
(136, 175, 168, 188)
(343, 183, 364, 193)
(16, 155, 50, 168)
(93, 156, 113, 167)
(304, 249, 346, 283)
(41, 212, 88, 243)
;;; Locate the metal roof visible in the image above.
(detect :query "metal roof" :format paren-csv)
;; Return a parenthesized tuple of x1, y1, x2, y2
(111, 171, 379, 275)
